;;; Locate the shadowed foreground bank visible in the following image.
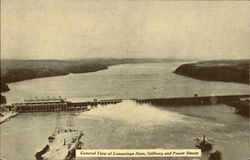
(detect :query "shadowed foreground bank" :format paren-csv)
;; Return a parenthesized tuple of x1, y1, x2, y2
(226, 99, 250, 117)
(174, 60, 249, 84)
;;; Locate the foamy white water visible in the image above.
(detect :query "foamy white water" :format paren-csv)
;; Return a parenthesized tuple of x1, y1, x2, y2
(1, 63, 249, 160)
(80, 100, 186, 126)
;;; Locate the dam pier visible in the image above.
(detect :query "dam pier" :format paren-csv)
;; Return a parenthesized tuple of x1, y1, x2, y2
(11, 94, 250, 113)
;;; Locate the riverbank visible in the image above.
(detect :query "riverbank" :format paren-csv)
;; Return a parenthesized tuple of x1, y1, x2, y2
(226, 99, 249, 117)
(1, 62, 249, 160)
(174, 60, 249, 84)
(1, 58, 184, 93)
(1, 59, 108, 93)
(0, 111, 18, 124)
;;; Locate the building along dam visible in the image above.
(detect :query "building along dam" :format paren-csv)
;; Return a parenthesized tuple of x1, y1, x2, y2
(11, 94, 250, 113)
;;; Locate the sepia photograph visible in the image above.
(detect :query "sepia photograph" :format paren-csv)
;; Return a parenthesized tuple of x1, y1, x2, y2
(0, 0, 249, 160)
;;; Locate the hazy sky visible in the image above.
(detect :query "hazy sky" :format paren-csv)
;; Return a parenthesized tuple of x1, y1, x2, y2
(1, 0, 249, 60)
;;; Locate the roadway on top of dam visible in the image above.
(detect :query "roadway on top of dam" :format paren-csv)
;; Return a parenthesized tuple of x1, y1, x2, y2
(67, 94, 250, 107)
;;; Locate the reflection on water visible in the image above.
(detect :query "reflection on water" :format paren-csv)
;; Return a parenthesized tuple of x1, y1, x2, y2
(2, 63, 248, 103)
(1, 63, 249, 160)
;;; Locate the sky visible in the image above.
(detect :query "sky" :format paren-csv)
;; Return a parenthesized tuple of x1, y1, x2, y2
(1, 0, 249, 60)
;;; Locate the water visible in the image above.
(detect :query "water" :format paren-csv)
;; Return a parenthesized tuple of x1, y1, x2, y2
(1, 62, 249, 160)
(3, 62, 248, 103)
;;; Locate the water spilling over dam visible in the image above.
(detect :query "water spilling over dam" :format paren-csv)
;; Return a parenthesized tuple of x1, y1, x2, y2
(79, 100, 186, 125)
(10, 94, 249, 113)
(1, 63, 249, 160)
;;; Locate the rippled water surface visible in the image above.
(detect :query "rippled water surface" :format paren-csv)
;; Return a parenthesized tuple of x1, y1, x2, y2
(1, 63, 249, 160)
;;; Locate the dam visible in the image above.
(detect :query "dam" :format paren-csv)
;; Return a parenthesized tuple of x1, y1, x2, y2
(12, 94, 250, 113)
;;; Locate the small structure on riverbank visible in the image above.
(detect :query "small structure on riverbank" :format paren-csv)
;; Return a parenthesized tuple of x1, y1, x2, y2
(0, 111, 18, 124)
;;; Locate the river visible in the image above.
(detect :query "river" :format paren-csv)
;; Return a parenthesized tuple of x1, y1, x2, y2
(1, 62, 249, 160)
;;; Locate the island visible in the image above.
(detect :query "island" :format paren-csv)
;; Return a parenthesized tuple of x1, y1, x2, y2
(174, 60, 249, 84)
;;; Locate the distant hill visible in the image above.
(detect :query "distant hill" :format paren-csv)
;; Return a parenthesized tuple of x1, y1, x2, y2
(174, 60, 249, 84)
(1, 58, 185, 93)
